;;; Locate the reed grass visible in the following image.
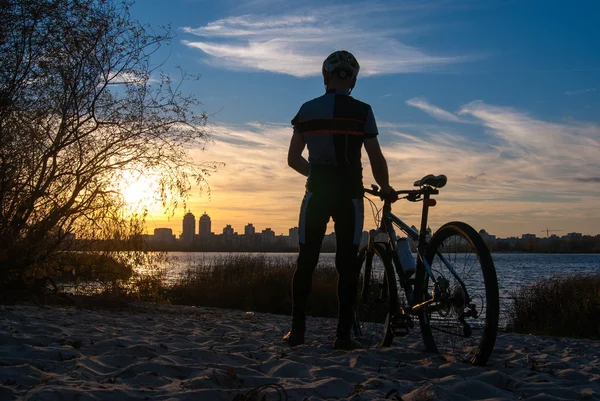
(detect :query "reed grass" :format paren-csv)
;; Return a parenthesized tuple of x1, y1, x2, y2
(167, 254, 339, 317)
(8, 252, 599, 340)
(508, 274, 600, 339)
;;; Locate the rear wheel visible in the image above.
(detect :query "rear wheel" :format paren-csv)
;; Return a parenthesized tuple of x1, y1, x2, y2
(353, 243, 399, 347)
(415, 221, 499, 365)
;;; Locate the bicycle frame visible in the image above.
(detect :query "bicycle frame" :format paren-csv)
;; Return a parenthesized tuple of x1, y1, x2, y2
(368, 186, 471, 313)
(357, 181, 499, 364)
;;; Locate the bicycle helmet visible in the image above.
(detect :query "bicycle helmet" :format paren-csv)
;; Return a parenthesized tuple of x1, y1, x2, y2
(322, 50, 360, 79)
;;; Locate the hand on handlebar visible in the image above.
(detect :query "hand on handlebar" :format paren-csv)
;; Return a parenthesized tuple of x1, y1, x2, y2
(381, 185, 399, 203)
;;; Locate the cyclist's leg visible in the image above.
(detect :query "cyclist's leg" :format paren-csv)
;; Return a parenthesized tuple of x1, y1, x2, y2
(332, 197, 364, 339)
(291, 191, 329, 333)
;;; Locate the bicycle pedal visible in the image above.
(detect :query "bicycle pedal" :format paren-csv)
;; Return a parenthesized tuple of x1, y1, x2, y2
(391, 321, 410, 337)
(392, 327, 410, 337)
(390, 314, 413, 337)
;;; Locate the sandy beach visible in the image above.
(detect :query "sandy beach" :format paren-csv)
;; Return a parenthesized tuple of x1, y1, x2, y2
(0, 303, 598, 401)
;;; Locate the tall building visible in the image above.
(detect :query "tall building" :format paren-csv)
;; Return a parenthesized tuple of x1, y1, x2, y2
(223, 224, 234, 236)
(323, 231, 336, 249)
(479, 229, 496, 241)
(199, 212, 211, 243)
(288, 227, 299, 248)
(223, 224, 235, 246)
(244, 223, 255, 237)
(261, 228, 275, 245)
(154, 228, 175, 244)
(182, 212, 196, 247)
(244, 223, 256, 246)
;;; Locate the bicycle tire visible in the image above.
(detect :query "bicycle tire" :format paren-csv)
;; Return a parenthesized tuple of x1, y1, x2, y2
(415, 221, 499, 365)
(352, 243, 399, 347)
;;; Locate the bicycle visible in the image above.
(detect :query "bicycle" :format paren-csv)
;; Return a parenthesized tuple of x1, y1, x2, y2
(352, 174, 499, 366)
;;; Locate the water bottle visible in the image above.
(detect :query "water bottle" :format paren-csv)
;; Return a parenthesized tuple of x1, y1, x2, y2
(396, 237, 416, 278)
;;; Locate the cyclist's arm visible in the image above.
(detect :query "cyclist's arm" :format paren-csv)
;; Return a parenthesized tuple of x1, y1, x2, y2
(364, 137, 392, 193)
(288, 128, 309, 177)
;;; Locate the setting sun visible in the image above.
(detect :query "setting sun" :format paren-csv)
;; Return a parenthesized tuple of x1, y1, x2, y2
(116, 172, 161, 211)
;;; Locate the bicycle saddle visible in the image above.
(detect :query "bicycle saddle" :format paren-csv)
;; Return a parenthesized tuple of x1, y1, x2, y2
(413, 174, 447, 188)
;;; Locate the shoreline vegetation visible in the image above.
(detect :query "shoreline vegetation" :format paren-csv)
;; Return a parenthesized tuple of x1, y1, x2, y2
(2, 253, 599, 341)
(75, 239, 600, 253)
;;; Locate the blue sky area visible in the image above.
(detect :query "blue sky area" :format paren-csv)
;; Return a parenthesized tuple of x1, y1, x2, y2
(128, 0, 600, 238)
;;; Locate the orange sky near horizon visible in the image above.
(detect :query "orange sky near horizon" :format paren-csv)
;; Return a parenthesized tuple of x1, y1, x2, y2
(125, 119, 600, 239)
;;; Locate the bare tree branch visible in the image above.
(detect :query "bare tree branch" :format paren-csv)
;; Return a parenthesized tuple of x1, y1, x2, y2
(0, 0, 218, 277)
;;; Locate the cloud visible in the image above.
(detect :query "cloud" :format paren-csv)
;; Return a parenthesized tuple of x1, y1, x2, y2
(465, 172, 486, 180)
(150, 101, 600, 237)
(181, 6, 470, 77)
(405, 97, 466, 123)
(372, 101, 600, 234)
(106, 71, 159, 85)
(443, 101, 600, 198)
(180, 122, 306, 231)
(575, 177, 600, 183)
(458, 101, 600, 168)
(565, 88, 596, 96)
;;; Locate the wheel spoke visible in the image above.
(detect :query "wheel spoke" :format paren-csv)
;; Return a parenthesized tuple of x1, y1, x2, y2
(416, 222, 499, 366)
(353, 245, 399, 347)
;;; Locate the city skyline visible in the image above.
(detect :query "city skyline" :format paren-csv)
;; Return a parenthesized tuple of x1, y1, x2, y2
(148, 211, 597, 241)
(138, 210, 598, 253)
(127, 0, 599, 238)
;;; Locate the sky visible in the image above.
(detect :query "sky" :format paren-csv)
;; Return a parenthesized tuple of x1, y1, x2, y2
(127, 0, 600, 238)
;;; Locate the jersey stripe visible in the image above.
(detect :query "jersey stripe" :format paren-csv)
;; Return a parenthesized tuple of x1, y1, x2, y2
(303, 129, 364, 136)
(295, 118, 365, 135)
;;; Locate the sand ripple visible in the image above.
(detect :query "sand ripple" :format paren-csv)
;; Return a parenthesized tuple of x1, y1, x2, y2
(1, 304, 598, 400)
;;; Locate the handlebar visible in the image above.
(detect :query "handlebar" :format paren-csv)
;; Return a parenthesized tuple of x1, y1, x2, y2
(364, 185, 439, 202)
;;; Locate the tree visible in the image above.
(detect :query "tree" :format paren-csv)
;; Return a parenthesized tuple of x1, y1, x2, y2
(0, 0, 216, 280)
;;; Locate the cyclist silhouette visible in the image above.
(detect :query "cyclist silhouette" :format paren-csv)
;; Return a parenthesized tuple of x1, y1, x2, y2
(285, 50, 397, 350)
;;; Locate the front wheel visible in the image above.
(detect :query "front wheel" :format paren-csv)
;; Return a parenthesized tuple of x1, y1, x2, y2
(415, 222, 499, 365)
(352, 243, 399, 347)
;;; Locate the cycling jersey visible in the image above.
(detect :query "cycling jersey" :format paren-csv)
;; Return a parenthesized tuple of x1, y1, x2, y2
(291, 88, 378, 197)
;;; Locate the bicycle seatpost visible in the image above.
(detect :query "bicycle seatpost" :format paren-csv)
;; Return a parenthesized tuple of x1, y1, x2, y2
(418, 192, 436, 244)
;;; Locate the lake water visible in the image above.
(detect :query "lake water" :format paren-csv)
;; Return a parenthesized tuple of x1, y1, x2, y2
(164, 252, 600, 286)
(162, 252, 600, 327)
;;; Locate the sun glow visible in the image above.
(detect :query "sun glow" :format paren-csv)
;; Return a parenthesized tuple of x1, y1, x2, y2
(116, 172, 161, 210)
